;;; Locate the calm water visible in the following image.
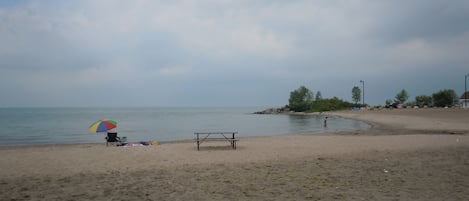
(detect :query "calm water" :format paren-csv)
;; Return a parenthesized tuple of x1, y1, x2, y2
(0, 107, 369, 146)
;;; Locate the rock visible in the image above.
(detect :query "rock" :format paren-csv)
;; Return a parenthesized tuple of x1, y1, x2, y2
(254, 107, 290, 114)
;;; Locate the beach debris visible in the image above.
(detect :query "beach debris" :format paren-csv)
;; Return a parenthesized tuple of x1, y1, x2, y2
(121, 141, 157, 147)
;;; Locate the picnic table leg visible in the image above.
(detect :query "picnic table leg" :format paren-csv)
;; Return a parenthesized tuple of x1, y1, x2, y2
(232, 132, 235, 150)
(197, 134, 200, 151)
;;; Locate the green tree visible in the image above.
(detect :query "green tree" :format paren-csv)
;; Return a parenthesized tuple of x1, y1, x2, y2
(315, 91, 322, 100)
(352, 86, 361, 104)
(288, 86, 313, 112)
(432, 89, 457, 107)
(312, 97, 355, 112)
(385, 99, 393, 106)
(395, 89, 409, 104)
(415, 95, 432, 107)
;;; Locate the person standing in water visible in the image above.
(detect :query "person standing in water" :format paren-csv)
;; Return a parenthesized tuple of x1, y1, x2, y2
(323, 116, 328, 127)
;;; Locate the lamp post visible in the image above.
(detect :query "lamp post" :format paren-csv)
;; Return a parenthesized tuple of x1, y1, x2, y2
(464, 74, 469, 108)
(360, 80, 365, 106)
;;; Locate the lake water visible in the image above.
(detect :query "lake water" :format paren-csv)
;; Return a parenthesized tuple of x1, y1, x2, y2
(0, 107, 369, 146)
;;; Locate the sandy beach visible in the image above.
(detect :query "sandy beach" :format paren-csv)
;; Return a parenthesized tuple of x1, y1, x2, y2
(1, 108, 468, 200)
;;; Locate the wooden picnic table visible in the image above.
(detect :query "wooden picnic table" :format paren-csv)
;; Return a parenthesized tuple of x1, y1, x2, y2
(194, 132, 238, 151)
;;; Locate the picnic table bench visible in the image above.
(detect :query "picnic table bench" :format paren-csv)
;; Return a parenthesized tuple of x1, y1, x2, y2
(194, 132, 238, 151)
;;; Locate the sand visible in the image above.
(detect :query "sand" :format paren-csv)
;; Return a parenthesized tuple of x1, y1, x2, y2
(1, 108, 468, 200)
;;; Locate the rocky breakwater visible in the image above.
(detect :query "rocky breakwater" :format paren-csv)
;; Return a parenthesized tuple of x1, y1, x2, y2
(254, 107, 291, 114)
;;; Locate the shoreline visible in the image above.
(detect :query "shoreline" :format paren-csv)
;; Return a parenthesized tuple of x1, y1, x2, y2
(0, 107, 368, 148)
(1, 108, 469, 200)
(330, 108, 469, 135)
(0, 114, 367, 148)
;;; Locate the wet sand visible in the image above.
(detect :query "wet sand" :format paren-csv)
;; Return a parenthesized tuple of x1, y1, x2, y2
(1, 108, 468, 200)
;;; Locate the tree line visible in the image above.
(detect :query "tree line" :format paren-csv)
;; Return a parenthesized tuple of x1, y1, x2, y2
(385, 89, 458, 108)
(288, 86, 359, 112)
(287, 86, 460, 112)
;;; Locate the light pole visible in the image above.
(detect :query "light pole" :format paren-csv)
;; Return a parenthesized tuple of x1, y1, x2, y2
(360, 80, 365, 106)
(464, 74, 469, 108)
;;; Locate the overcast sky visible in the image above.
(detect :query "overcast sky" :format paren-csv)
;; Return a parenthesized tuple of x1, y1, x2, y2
(1, 0, 468, 107)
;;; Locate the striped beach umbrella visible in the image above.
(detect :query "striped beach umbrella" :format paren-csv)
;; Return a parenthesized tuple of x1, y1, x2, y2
(88, 119, 117, 133)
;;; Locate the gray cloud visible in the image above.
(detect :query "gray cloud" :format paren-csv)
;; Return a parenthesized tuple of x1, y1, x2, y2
(364, 0, 469, 43)
(1, 0, 468, 107)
